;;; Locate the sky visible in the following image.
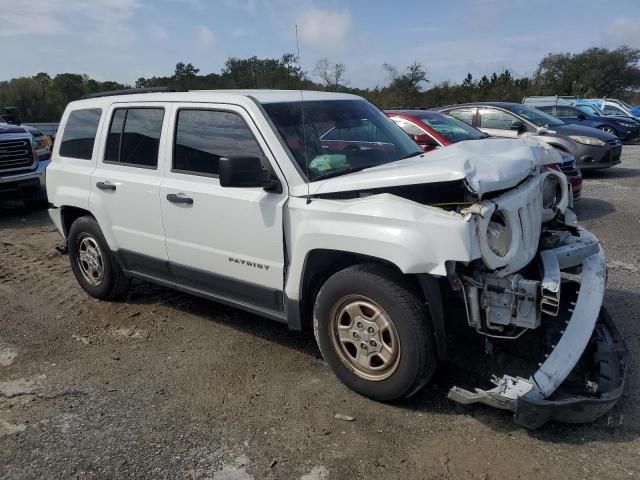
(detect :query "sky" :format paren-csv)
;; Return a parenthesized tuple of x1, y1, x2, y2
(2, 0, 640, 88)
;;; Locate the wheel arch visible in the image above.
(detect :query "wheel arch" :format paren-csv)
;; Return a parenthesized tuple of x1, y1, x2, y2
(60, 205, 94, 238)
(287, 248, 447, 359)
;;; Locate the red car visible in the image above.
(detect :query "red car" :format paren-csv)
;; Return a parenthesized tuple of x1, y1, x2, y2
(386, 109, 582, 199)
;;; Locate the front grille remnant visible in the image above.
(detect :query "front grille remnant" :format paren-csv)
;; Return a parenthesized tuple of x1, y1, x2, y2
(0, 139, 35, 172)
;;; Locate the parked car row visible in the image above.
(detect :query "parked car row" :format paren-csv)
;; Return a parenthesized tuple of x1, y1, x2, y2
(2, 92, 633, 211)
(523, 96, 640, 142)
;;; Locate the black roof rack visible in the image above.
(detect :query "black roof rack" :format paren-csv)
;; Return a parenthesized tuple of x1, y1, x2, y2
(81, 86, 186, 99)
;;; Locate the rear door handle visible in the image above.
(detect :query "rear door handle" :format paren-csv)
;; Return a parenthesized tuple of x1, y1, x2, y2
(96, 181, 116, 191)
(166, 193, 194, 205)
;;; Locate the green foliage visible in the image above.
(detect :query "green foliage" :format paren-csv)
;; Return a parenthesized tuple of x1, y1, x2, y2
(534, 47, 640, 98)
(0, 73, 126, 121)
(2, 47, 639, 122)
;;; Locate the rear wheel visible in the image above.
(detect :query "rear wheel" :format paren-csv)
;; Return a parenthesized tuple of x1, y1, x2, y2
(313, 264, 436, 401)
(68, 216, 129, 299)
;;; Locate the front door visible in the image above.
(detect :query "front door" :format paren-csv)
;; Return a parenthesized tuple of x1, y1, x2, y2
(159, 104, 288, 315)
(476, 107, 522, 138)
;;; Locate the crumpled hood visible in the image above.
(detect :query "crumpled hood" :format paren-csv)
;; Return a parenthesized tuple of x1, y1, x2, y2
(292, 138, 561, 198)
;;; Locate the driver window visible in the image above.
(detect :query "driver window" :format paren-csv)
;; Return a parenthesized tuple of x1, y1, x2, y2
(603, 106, 624, 115)
(478, 108, 516, 130)
(556, 106, 578, 117)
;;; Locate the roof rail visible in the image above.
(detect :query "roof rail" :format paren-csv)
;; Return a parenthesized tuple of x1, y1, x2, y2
(81, 86, 187, 99)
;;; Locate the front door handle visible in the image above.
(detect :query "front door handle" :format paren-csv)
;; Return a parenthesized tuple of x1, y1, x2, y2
(96, 181, 116, 191)
(166, 193, 194, 205)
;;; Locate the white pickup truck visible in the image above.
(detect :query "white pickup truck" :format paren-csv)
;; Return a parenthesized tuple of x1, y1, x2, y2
(46, 89, 626, 428)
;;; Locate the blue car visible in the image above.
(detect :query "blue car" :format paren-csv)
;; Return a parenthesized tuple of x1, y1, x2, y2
(632, 106, 640, 118)
(536, 104, 640, 142)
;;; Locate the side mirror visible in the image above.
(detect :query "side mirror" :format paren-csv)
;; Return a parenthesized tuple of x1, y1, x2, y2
(509, 120, 526, 133)
(4, 107, 22, 125)
(577, 112, 586, 120)
(219, 156, 280, 192)
(413, 133, 439, 148)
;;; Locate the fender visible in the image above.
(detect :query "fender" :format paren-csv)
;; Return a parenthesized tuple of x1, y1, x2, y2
(284, 193, 479, 303)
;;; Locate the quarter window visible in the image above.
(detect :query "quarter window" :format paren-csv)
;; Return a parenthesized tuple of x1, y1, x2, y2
(478, 108, 516, 130)
(104, 108, 164, 168)
(173, 109, 264, 176)
(59, 108, 102, 160)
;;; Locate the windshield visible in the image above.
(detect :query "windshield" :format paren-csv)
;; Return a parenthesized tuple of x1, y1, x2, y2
(262, 100, 422, 181)
(503, 104, 565, 127)
(418, 113, 487, 142)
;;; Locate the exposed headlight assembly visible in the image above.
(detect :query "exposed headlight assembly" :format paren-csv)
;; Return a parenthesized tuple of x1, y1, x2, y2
(568, 135, 605, 146)
(542, 173, 563, 209)
(487, 211, 512, 257)
(541, 170, 569, 222)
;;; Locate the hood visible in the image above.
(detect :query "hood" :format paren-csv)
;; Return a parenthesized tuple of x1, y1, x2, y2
(291, 138, 560, 198)
(0, 123, 29, 135)
(549, 123, 617, 141)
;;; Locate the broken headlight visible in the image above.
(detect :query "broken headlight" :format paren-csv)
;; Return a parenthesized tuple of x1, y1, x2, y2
(542, 174, 563, 210)
(487, 211, 512, 257)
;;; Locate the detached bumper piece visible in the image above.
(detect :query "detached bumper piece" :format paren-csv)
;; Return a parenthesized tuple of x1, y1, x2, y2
(515, 310, 626, 428)
(449, 228, 627, 428)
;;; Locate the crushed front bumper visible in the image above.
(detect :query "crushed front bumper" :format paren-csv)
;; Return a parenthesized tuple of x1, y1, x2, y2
(449, 227, 627, 428)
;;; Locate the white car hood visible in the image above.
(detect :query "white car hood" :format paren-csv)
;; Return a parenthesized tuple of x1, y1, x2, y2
(291, 138, 561, 198)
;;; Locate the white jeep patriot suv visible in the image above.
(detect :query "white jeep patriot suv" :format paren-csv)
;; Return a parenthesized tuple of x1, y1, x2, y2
(47, 89, 626, 427)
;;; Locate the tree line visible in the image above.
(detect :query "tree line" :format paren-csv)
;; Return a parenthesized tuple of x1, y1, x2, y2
(1, 46, 639, 122)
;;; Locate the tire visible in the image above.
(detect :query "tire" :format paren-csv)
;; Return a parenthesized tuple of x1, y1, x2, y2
(598, 125, 617, 136)
(313, 263, 436, 401)
(68, 216, 129, 300)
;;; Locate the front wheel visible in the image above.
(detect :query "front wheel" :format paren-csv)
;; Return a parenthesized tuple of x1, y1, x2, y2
(598, 125, 617, 136)
(313, 264, 436, 401)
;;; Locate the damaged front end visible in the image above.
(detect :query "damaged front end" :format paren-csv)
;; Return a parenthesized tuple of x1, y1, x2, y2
(447, 171, 627, 428)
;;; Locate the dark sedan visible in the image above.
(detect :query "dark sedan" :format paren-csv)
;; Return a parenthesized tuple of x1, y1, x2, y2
(436, 102, 622, 170)
(534, 104, 639, 142)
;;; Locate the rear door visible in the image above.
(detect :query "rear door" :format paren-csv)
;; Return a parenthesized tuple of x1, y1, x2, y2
(159, 103, 288, 315)
(90, 104, 170, 276)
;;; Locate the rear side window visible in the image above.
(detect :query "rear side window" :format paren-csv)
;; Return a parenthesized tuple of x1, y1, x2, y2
(173, 109, 264, 176)
(59, 108, 102, 160)
(556, 106, 579, 117)
(447, 108, 476, 126)
(104, 108, 164, 168)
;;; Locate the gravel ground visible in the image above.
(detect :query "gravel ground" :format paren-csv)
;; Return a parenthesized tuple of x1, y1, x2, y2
(1, 147, 640, 480)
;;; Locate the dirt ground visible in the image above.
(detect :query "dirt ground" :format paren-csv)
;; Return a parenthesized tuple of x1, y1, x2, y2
(1, 147, 640, 480)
